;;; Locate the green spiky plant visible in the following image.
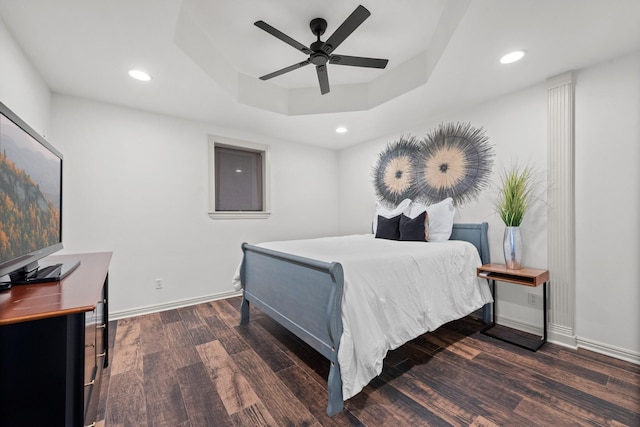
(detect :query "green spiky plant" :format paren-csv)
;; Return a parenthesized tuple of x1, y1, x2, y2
(496, 164, 535, 227)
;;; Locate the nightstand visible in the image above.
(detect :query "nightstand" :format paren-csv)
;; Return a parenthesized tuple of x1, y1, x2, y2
(477, 263, 549, 351)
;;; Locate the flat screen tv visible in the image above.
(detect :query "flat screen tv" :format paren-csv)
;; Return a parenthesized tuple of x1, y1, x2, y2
(0, 101, 78, 290)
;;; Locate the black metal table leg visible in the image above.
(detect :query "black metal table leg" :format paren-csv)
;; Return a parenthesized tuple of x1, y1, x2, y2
(480, 278, 548, 352)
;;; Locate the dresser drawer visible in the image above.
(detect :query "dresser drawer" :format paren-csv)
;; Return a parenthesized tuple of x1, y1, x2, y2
(96, 287, 107, 364)
(84, 308, 98, 419)
(85, 281, 108, 426)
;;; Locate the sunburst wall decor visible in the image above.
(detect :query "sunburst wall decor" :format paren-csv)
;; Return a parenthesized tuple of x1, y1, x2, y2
(372, 135, 420, 206)
(373, 123, 494, 207)
(414, 122, 494, 206)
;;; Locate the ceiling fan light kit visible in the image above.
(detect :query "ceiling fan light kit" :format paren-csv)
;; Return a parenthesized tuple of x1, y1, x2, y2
(254, 5, 389, 95)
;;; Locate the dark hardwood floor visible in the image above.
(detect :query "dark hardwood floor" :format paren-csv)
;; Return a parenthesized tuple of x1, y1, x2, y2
(96, 297, 640, 426)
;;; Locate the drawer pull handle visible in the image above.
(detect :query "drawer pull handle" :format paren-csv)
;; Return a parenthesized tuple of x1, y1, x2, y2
(86, 423, 96, 427)
(85, 342, 95, 348)
(98, 351, 106, 358)
(97, 323, 106, 329)
(84, 379, 95, 387)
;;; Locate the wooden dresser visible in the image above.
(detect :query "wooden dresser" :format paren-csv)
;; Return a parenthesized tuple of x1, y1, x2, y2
(0, 252, 112, 427)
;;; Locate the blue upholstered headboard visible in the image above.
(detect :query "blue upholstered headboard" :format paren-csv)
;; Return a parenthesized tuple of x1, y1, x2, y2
(450, 222, 490, 265)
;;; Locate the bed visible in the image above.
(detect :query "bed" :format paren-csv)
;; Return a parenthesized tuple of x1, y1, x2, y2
(236, 222, 492, 416)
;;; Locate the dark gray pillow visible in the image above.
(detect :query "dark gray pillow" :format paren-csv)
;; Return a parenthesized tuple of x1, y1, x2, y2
(399, 212, 426, 241)
(375, 214, 401, 240)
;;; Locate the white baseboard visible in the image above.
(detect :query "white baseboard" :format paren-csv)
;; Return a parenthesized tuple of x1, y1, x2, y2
(547, 323, 578, 349)
(498, 316, 580, 349)
(577, 337, 640, 365)
(109, 290, 242, 320)
(497, 316, 638, 365)
(110, 297, 639, 366)
(497, 315, 543, 336)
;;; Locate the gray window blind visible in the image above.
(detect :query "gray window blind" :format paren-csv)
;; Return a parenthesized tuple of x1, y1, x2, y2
(214, 146, 263, 211)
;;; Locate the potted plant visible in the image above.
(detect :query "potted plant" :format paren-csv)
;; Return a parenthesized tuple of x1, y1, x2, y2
(496, 164, 535, 269)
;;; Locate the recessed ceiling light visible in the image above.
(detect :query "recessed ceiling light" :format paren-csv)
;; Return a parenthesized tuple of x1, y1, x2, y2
(336, 126, 348, 134)
(128, 69, 151, 81)
(500, 50, 526, 64)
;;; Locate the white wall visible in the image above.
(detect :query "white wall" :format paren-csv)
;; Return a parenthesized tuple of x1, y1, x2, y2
(338, 83, 549, 332)
(1, 12, 340, 319)
(3, 10, 638, 360)
(575, 52, 640, 357)
(0, 15, 50, 135)
(50, 95, 339, 315)
(338, 52, 640, 360)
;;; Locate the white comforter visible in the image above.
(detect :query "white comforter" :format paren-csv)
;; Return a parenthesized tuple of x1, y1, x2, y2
(234, 234, 493, 401)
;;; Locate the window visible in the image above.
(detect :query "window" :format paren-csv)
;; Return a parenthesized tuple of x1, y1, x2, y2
(208, 136, 270, 219)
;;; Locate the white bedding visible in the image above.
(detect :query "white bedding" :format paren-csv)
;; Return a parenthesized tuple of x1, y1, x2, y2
(234, 234, 493, 401)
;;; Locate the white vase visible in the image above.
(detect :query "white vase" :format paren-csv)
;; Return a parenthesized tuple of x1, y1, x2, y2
(503, 226, 523, 269)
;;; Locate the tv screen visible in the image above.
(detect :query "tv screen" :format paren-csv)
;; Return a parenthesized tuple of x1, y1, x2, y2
(0, 101, 74, 286)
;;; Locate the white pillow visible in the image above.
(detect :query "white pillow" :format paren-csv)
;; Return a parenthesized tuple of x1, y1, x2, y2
(425, 197, 455, 242)
(407, 201, 427, 218)
(372, 198, 412, 234)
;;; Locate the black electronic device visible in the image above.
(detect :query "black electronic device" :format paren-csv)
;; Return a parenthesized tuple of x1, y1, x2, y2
(0, 100, 78, 285)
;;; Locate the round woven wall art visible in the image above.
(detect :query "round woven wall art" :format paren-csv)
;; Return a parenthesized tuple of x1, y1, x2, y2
(372, 135, 420, 206)
(413, 122, 494, 206)
(372, 123, 494, 207)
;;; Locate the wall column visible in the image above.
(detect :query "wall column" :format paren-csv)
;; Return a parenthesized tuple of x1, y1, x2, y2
(546, 71, 577, 347)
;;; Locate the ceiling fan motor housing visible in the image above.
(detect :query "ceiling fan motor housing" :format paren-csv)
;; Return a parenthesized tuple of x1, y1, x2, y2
(310, 44, 329, 65)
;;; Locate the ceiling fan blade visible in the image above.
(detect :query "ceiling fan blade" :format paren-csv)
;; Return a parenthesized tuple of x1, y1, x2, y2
(316, 64, 330, 94)
(259, 60, 311, 80)
(254, 20, 312, 55)
(330, 55, 388, 68)
(322, 5, 370, 54)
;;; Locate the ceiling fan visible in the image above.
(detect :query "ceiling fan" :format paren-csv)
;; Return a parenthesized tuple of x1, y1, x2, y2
(254, 5, 389, 95)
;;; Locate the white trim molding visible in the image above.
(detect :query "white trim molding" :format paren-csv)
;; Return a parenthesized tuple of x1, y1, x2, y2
(548, 323, 578, 349)
(498, 315, 638, 365)
(546, 71, 576, 344)
(207, 135, 271, 219)
(208, 211, 271, 220)
(498, 315, 543, 337)
(110, 290, 242, 320)
(578, 337, 640, 365)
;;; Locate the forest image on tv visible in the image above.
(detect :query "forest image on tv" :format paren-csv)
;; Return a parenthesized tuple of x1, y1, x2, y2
(0, 115, 61, 264)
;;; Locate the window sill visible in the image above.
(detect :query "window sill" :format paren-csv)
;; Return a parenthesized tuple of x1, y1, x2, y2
(208, 211, 271, 220)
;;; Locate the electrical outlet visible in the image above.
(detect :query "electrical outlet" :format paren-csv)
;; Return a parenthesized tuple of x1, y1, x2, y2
(527, 293, 537, 306)
(155, 278, 163, 290)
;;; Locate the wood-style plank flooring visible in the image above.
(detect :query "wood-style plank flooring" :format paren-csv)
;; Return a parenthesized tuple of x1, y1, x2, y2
(96, 297, 640, 426)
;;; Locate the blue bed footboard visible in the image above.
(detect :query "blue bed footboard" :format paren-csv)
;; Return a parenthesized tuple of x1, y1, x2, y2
(239, 244, 345, 415)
